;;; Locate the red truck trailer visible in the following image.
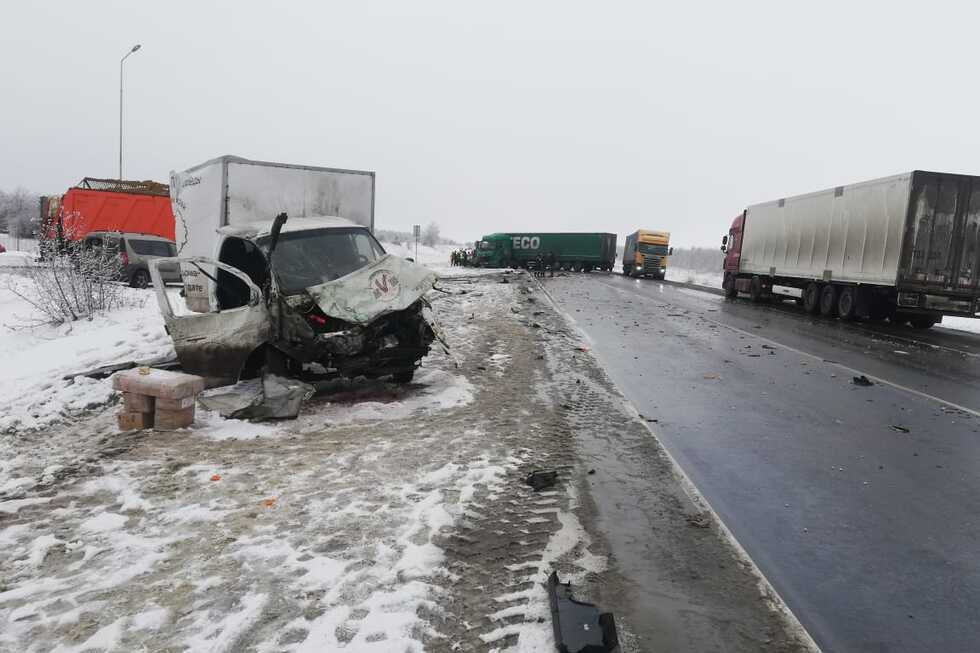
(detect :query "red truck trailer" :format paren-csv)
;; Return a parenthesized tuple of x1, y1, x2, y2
(722, 171, 980, 328)
(43, 178, 175, 241)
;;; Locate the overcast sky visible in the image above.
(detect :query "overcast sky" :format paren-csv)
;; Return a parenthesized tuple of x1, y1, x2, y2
(3, 1, 978, 246)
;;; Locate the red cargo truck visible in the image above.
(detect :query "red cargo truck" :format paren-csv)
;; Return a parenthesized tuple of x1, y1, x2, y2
(43, 178, 175, 242)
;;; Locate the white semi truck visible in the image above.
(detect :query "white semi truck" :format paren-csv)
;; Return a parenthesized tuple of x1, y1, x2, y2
(721, 170, 980, 328)
(150, 155, 439, 386)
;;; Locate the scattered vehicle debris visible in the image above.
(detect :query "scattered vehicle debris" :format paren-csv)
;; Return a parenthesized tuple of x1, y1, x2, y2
(852, 375, 874, 386)
(526, 469, 559, 491)
(198, 374, 314, 420)
(547, 571, 620, 653)
(150, 156, 442, 390)
(890, 425, 911, 433)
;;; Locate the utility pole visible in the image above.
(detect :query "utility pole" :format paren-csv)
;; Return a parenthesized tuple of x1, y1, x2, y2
(413, 224, 421, 261)
(119, 44, 141, 179)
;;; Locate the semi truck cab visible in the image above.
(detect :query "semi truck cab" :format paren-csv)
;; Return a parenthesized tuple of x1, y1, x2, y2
(475, 234, 510, 267)
(623, 230, 672, 278)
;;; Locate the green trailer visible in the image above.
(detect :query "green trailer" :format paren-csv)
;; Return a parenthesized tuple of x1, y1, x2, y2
(474, 232, 617, 271)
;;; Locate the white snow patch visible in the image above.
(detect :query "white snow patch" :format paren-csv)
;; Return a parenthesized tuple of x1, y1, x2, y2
(0, 278, 173, 436)
(80, 511, 127, 533)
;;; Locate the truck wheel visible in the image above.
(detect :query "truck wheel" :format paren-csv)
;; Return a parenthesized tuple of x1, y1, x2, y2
(909, 316, 938, 329)
(572, 262, 581, 272)
(803, 283, 821, 314)
(749, 276, 766, 303)
(819, 284, 839, 317)
(130, 269, 150, 289)
(837, 287, 857, 320)
(723, 273, 738, 298)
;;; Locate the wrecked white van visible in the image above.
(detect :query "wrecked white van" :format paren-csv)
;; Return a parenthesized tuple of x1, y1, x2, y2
(149, 156, 438, 387)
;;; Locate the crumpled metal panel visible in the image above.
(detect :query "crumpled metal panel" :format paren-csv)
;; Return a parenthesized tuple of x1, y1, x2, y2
(306, 254, 437, 325)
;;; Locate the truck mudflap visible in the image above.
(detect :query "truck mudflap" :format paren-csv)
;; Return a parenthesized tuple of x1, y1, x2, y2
(306, 254, 438, 325)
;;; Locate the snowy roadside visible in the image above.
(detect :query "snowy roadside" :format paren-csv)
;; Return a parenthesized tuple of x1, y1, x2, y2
(0, 273, 606, 652)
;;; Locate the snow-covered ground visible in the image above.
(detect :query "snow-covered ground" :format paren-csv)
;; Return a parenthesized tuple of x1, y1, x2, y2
(0, 271, 603, 651)
(0, 276, 173, 435)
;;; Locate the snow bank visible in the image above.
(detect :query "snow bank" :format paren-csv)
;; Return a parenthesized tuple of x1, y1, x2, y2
(0, 277, 173, 434)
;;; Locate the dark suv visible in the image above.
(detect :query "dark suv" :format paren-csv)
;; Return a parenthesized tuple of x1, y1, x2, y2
(83, 232, 180, 288)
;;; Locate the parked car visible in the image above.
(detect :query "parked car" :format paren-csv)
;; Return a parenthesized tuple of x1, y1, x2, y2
(82, 232, 181, 288)
(0, 243, 6, 254)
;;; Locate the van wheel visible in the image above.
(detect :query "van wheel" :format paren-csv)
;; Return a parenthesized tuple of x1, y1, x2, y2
(819, 284, 839, 317)
(837, 287, 857, 320)
(803, 283, 821, 314)
(130, 269, 150, 289)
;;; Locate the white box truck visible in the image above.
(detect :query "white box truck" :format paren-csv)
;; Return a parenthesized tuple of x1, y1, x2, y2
(721, 171, 980, 328)
(149, 155, 439, 386)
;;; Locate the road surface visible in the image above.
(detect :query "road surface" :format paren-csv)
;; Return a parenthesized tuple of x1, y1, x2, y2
(544, 273, 980, 653)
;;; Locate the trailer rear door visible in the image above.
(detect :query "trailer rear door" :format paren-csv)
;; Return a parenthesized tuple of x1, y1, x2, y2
(902, 172, 980, 292)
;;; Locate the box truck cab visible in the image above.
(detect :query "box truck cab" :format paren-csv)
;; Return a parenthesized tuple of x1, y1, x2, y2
(622, 229, 672, 279)
(721, 171, 980, 328)
(149, 156, 438, 386)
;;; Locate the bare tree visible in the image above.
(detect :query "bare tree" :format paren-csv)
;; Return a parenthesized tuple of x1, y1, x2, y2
(4, 224, 135, 325)
(421, 221, 440, 247)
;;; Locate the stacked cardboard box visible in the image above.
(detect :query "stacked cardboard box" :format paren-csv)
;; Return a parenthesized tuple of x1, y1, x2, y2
(113, 368, 205, 431)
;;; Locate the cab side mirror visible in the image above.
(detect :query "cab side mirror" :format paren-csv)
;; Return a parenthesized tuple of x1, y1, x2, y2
(721, 245, 727, 252)
(668, 247, 674, 256)
(721, 235, 728, 245)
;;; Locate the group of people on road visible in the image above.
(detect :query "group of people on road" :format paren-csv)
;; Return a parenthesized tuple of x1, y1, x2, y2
(450, 249, 473, 266)
(533, 251, 558, 277)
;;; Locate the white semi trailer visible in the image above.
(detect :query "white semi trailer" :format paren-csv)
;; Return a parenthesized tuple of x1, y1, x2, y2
(721, 170, 980, 328)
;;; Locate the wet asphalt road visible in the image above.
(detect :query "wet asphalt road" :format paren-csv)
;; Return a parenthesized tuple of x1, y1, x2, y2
(544, 273, 980, 653)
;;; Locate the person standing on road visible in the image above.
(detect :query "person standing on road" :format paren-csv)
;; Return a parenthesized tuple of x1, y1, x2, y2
(547, 251, 556, 277)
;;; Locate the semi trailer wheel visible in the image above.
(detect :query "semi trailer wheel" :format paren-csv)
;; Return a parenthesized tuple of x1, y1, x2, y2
(819, 284, 838, 317)
(837, 287, 857, 320)
(723, 273, 738, 298)
(803, 282, 821, 314)
(749, 276, 765, 303)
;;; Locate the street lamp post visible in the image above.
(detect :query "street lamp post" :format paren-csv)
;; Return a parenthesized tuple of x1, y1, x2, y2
(119, 44, 141, 180)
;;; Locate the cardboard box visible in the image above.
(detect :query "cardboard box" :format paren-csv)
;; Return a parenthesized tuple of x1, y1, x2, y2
(122, 392, 155, 413)
(113, 368, 205, 400)
(156, 395, 196, 411)
(154, 405, 195, 430)
(117, 410, 154, 431)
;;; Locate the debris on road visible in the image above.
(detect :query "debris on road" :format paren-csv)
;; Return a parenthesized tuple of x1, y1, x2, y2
(197, 374, 314, 421)
(547, 571, 620, 653)
(852, 375, 874, 386)
(526, 469, 559, 491)
(890, 425, 911, 433)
